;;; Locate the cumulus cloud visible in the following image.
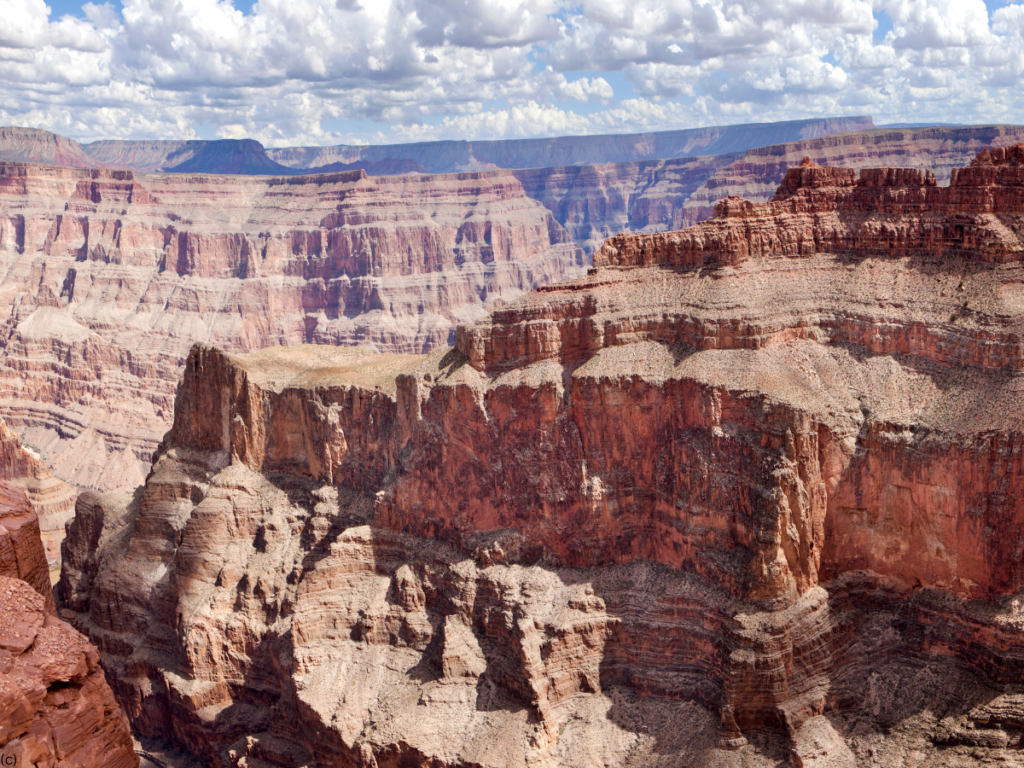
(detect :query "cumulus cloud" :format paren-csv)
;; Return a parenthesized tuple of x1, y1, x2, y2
(2, 0, 1024, 144)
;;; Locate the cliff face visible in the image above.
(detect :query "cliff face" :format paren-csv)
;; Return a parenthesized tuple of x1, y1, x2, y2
(59, 147, 1024, 767)
(7, 126, 1024, 495)
(0, 482, 137, 768)
(507, 125, 1024, 253)
(0, 162, 583, 490)
(0, 419, 76, 569)
(593, 146, 1024, 271)
(680, 124, 1024, 216)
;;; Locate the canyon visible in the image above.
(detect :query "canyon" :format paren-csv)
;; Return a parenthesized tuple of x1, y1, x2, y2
(5, 124, 1024, 497)
(55, 146, 1024, 767)
(2, 123, 1024, 495)
(0, 162, 585, 492)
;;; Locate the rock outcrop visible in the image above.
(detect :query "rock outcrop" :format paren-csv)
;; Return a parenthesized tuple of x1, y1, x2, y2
(0, 162, 583, 490)
(0, 484, 54, 612)
(0, 481, 137, 768)
(59, 146, 1024, 767)
(0, 420, 76, 569)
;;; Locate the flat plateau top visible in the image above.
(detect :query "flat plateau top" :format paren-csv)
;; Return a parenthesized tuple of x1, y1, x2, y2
(230, 344, 429, 394)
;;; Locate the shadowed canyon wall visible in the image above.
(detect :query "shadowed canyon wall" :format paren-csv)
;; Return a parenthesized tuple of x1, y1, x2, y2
(57, 147, 1024, 767)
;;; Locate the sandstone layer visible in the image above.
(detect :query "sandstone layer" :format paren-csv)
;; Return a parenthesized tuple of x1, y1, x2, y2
(0, 481, 137, 768)
(0, 420, 76, 569)
(0, 162, 583, 490)
(7, 126, 1024, 495)
(60, 147, 1024, 767)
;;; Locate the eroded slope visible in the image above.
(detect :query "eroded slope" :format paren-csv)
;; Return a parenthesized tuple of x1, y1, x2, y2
(56, 146, 1024, 767)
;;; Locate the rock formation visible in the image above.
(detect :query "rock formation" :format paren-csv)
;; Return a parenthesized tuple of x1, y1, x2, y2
(0, 420, 76, 570)
(0, 128, 102, 170)
(58, 146, 1024, 767)
(678, 123, 1024, 221)
(7, 120, 1024, 496)
(6, 125, 1024, 494)
(0, 162, 583, 490)
(0, 481, 137, 767)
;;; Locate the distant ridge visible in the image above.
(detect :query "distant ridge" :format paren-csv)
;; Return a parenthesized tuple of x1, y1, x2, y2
(160, 139, 302, 175)
(84, 137, 301, 175)
(262, 115, 872, 174)
(0, 130, 300, 176)
(266, 116, 876, 173)
(0, 127, 103, 168)
(0, 116, 874, 176)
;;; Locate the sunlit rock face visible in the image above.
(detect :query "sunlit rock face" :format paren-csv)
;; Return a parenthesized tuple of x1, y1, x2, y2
(5, 124, 1024, 495)
(0, 162, 584, 491)
(55, 147, 1024, 767)
(0, 418, 76, 569)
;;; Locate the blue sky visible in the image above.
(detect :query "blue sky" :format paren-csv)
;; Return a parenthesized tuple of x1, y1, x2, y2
(4, 0, 1024, 146)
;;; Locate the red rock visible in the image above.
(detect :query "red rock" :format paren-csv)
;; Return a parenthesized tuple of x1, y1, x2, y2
(0, 576, 138, 768)
(45, 143, 1024, 767)
(0, 161, 583, 490)
(6, 125, 1024, 496)
(0, 483, 55, 613)
(0, 420, 76, 569)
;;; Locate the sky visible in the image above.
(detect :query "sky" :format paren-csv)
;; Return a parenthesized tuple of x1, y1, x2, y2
(3, 0, 1024, 147)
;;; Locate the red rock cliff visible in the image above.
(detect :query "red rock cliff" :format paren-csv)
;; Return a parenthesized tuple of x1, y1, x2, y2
(0, 481, 137, 768)
(4, 125, 1024, 494)
(57, 146, 1024, 767)
(0, 162, 583, 490)
(0, 420, 76, 569)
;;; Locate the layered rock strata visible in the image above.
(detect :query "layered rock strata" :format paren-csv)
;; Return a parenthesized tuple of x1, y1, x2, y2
(0, 162, 583, 490)
(60, 146, 1024, 767)
(0, 484, 55, 612)
(7, 126, 1024, 493)
(0, 419, 76, 569)
(0, 481, 137, 767)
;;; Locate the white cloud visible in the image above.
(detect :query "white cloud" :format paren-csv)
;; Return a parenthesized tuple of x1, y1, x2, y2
(2, 0, 1024, 145)
(0, 0, 107, 50)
